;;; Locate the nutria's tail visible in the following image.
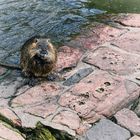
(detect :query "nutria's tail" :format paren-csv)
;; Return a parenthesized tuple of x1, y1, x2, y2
(0, 62, 21, 70)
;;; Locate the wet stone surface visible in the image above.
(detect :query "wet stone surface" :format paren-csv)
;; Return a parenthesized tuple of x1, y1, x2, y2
(83, 45, 140, 75)
(56, 46, 83, 72)
(67, 23, 127, 50)
(0, 73, 24, 98)
(0, 13, 140, 139)
(0, 80, 21, 98)
(0, 67, 7, 76)
(111, 28, 140, 55)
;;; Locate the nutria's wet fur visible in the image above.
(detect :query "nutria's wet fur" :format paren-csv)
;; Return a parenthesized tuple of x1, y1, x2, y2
(20, 36, 57, 77)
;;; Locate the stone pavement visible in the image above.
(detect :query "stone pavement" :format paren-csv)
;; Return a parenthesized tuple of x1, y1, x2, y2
(0, 14, 140, 140)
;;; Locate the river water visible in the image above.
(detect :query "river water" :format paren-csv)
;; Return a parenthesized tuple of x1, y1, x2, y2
(0, 0, 140, 63)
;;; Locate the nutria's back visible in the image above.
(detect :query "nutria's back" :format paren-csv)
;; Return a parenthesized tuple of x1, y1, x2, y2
(20, 36, 57, 77)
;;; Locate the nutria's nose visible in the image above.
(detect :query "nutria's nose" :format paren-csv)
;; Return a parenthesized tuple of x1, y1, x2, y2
(40, 50, 48, 55)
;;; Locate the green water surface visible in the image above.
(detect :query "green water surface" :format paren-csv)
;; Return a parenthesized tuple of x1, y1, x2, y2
(85, 0, 140, 13)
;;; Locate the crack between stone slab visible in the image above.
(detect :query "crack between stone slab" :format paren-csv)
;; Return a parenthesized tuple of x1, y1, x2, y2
(23, 103, 61, 120)
(81, 59, 134, 77)
(96, 21, 129, 36)
(130, 99, 139, 111)
(114, 20, 140, 28)
(117, 29, 129, 37)
(82, 61, 117, 75)
(109, 115, 133, 135)
(9, 100, 48, 109)
(9, 93, 62, 110)
(0, 69, 12, 82)
(110, 43, 140, 57)
(24, 111, 51, 120)
(51, 109, 81, 132)
(0, 136, 9, 140)
(100, 20, 127, 30)
(0, 80, 26, 105)
(8, 83, 29, 108)
(113, 121, 133, 137)
(82, 60, 101, 70)
(0, 108, 21, 127)
(101, 43, 140, 58)
(125, 79, 140, 87)
(0, 119, 25, 138)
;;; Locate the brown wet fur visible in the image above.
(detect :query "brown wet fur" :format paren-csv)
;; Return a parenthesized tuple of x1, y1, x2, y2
(20, 36, 57, 78)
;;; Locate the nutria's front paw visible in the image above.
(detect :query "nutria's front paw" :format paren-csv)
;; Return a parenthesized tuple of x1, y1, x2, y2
(24, 77, 39, 87)
(22, 69, 31, 77)
(46, 72, 65, 82)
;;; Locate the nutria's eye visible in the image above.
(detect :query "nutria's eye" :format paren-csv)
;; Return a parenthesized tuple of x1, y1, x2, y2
(34, 38, 38, 43)
(46, 39, 51, 43)
(38, 44, 41, 47)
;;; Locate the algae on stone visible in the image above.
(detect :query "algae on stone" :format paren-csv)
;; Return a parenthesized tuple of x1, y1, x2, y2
(26, 123, 74, 140)
(26, 123, 56, 140)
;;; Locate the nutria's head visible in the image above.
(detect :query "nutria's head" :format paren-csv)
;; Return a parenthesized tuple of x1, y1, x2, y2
(28, 37, 57, 64)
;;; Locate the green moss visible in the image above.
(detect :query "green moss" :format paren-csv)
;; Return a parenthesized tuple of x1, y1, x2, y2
(0, 116, 74, 140)
(26, 124, 56, 140)
(25, 123, 74, 140)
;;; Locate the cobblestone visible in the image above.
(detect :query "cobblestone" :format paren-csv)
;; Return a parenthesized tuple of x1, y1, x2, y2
(129, 136, 140, 140)
(84, 119, 131, 140)
(115, 108, 140, 136)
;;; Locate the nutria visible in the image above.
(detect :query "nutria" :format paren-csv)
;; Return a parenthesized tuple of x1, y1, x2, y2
(0, 36, 57, 78)
(20, 36, 57, 77)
